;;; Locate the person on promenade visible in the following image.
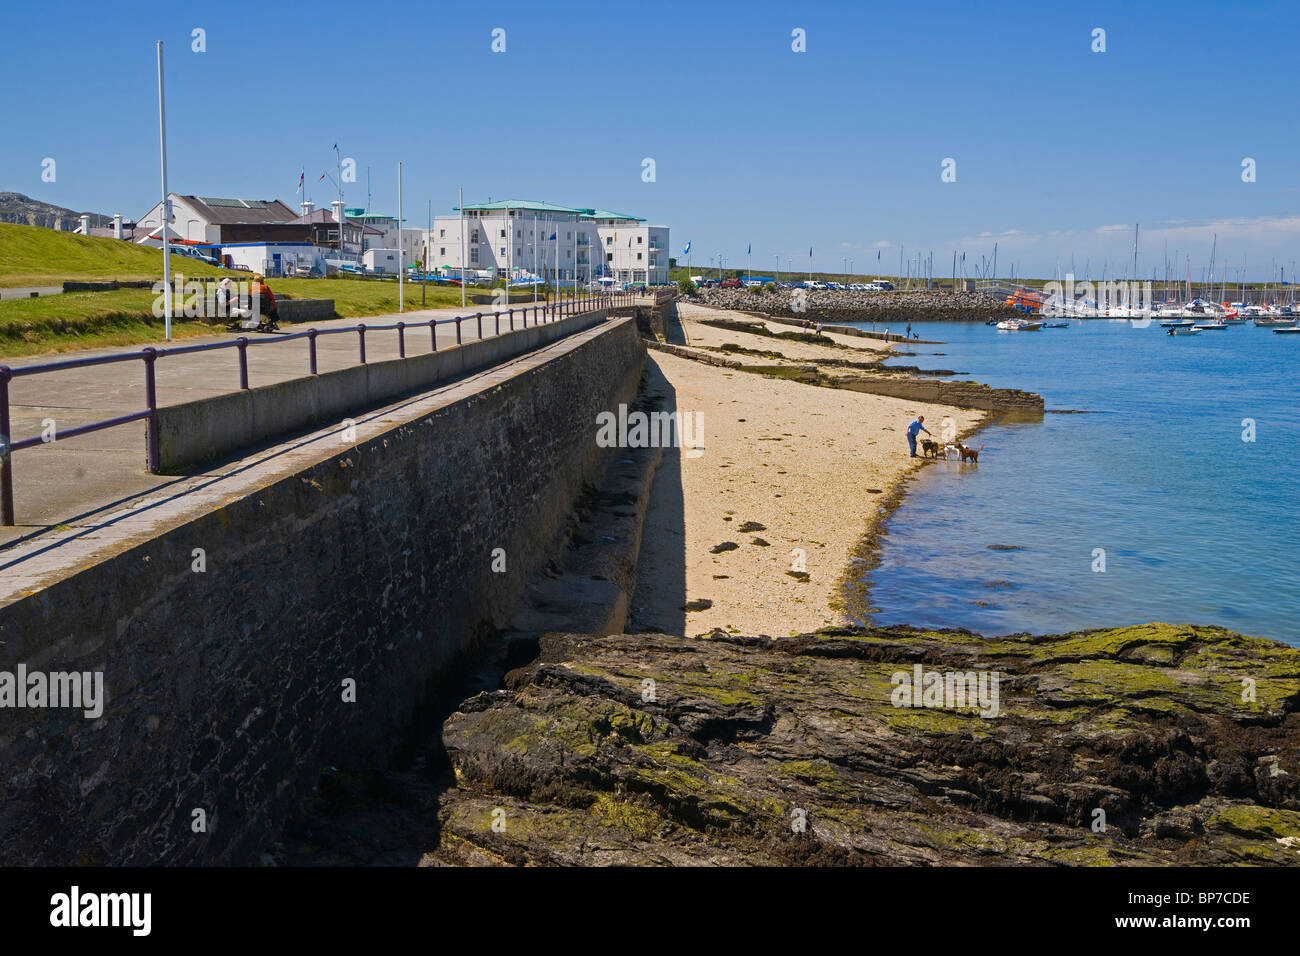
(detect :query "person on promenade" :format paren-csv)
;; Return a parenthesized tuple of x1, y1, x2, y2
(249, 275, 279, 331)
(215, 277, 232, 317)
(906, 415, 931, 458)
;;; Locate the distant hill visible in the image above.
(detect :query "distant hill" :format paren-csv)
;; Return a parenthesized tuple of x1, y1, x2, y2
(0, 191, 112, 231)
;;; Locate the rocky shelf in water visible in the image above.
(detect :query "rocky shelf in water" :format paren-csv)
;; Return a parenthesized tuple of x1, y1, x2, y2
(425, 622, 1300, 866)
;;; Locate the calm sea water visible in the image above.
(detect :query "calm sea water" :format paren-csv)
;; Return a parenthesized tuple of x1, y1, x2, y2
(847, 318, 1300, 645)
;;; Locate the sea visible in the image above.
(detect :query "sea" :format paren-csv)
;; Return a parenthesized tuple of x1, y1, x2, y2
(845, 316, 1300, 646)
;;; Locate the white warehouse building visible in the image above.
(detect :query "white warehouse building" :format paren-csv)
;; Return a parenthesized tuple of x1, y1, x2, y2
(424, 200, 669, 286)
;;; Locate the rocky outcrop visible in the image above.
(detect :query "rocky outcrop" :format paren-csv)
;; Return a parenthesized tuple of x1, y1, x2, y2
(691, 287, 1011, 323)
(425, 623, 1300, 865)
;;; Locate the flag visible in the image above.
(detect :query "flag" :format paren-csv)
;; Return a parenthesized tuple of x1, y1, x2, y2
(809, 247, 812, 258)
(877, 250, 881, 260)
(747, 243, 751, 255)
(318, 172, 327, 181)
(548, 232, 556, 240)
(298, 170, 304, 189)
(683, 241, 691, 256)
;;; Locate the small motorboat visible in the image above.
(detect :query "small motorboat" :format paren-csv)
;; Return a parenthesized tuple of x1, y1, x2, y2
(1160, 318, 1195, 328)
(1253, 316, 1294, 327)
(1040, 321, 1069, 328)
(1273, 326, 1300, 334)
(1167, 327, 1201, 336)
(1193, 323, 1229, 331)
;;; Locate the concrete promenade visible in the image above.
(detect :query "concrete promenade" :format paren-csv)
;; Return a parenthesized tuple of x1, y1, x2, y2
(0, 296, 639, 546)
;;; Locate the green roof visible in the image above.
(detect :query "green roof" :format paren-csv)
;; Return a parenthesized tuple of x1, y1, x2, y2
(580, 208, 644, 222)
(454, 199, 644, 222)
(456, 199, 585, 214)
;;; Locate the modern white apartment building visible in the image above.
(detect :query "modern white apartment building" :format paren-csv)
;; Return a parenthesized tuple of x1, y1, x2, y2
(425, 200, 669, 285)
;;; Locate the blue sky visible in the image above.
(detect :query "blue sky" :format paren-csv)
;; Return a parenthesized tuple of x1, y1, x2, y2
(4, 0, 1299, 279)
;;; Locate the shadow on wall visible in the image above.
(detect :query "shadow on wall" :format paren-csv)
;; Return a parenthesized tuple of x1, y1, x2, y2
(627, 355, 687, 636)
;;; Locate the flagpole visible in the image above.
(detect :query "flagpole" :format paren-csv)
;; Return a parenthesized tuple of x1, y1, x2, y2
(459, 187, 466, 308)
(156, 40, 171, 341)
(397, 160, 403, 313)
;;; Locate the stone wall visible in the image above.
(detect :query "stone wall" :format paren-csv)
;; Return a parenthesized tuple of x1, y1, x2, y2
(0, 317, 645, 865)
(155, 309, 607, 471)
(274, 298, 335, 323)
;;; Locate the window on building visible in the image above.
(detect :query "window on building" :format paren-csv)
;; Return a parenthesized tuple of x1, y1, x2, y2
(516, 230, 521, 238)
(606, 237, 613, 246)
(500, 229, 506, 238)
(499, 248, 505, 256)
(440, 247, 446, 256)
(606, 253, 613, 262)
(471, 230, 479, 242)
(567, 250, 572, 258)
(516, 248, 522, 258)
(471, 248, 479, 263)
(439, 229, 445, 238)
(637, 253, 643, 261)
(637, 236, 643, 243)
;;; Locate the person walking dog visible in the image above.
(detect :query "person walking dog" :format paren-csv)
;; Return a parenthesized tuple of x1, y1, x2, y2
(906, 415, 931, 458)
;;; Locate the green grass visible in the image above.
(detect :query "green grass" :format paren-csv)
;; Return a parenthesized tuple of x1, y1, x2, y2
(0, 222, 231, 287)
(0, 222, 612, 357)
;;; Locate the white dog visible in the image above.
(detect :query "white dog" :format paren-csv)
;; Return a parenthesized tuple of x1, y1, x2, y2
(942, 444, 962, 460)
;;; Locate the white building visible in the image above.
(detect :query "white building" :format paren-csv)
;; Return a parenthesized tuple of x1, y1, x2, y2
(135, 194, 298, 244)
(425, 200, 669, 286)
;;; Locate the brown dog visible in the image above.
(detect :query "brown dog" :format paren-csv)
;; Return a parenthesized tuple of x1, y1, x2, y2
(920, 438, 941, 458)
(959, 443, 984, 463)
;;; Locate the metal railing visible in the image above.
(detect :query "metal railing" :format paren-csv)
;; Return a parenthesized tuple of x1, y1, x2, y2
(0, 291, 631, 526)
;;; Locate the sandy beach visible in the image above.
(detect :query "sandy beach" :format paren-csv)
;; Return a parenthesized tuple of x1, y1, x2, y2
(630, 304, 987, 637)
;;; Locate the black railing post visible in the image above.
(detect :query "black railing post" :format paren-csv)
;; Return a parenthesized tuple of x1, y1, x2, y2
(500, 311, 505, 335)
(455, 316, 462, 344)
(308, 328, 318, 373)
(358, 324, 367, 364)
(0, 366, 14, 526)
(430, 319, 438, 352)
(397, 321, 406, 358)
(236, 337, 249, 389)
(476, 313, 483, 338)
(143, 348, 160, 474)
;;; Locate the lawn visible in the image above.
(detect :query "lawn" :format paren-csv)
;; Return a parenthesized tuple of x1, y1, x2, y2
(0, 222, 230, 287)
(0, 221, 605, 357)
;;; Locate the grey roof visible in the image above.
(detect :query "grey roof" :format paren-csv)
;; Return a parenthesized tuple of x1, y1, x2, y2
(184, 196, 296, 225)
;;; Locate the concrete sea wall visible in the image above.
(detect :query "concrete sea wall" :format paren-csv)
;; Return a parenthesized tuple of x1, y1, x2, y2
(0, 316, 645, 865)
(156, 309, 607, 471)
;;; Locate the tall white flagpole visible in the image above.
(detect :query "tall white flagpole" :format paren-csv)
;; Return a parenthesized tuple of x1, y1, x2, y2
(156, 40, 171, 341)
(397, 161, 404, 313)
(459, 186, 466, 308)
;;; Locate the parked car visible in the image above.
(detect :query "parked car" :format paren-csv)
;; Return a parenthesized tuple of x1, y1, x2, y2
(719, 278, 742, 288)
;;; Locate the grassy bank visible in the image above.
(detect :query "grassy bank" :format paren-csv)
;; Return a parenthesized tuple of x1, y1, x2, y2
(0, 222, 230, 287)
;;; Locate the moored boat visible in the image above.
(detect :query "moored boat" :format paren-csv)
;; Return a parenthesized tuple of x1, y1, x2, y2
(1167, 327, 1201, 336)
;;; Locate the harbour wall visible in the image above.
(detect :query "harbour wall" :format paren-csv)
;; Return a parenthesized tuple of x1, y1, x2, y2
(0, 316, 645, 864)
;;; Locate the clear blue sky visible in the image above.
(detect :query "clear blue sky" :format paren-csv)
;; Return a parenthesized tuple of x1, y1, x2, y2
(4, 0, 1299, 280)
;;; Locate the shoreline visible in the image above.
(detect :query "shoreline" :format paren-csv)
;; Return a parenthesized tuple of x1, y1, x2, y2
(628, 302, 995, 637)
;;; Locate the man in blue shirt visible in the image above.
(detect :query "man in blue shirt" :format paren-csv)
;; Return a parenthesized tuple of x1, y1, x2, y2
(906, 415, 931, 457)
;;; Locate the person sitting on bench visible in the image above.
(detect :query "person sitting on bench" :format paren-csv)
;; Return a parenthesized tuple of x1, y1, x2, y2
(249, 275, 279, 330)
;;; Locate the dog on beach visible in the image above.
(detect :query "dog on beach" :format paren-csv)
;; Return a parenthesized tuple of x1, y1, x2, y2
(920, 438, 941, 458)
(958, 443, 984, 464)
(942, 444, 962, 460)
